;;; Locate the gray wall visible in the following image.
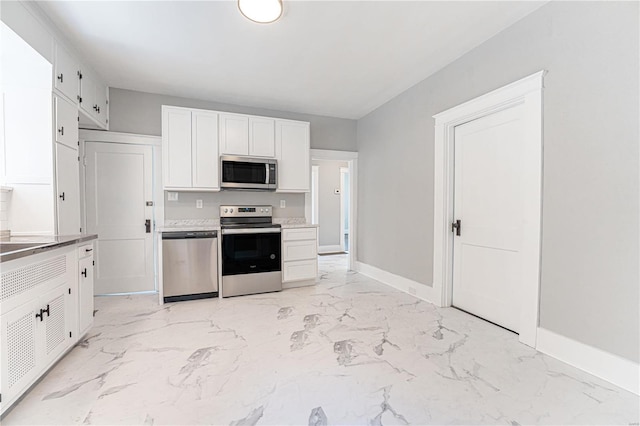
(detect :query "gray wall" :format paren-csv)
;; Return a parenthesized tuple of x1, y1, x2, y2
(313, 160, 348, 247)
(108, 88, 357, 151)
(357, 1, 639, 362)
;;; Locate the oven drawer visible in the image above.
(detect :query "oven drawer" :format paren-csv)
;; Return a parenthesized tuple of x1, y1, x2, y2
(283, 259, 317, 283)
(283, 240, 316, 261)
(282, 227, 317, 242)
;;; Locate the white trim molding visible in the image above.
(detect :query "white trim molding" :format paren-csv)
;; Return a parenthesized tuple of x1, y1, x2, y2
(536, 328, 640, 395)
(432, 70, 546, 348)
(79, 130, 162, 146)
(356, 261, 436, 305)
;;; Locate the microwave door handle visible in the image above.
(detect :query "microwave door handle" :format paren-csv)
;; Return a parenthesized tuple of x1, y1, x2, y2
(265, 163, 270, 185)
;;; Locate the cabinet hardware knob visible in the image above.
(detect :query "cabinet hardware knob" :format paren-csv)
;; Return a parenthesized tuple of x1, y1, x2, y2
(59, 192, 65, 201)
(43, 304, 50, 317)
(58, 126, 64, 135)
(81, 268, 87, 277)
(85, 248, 93, 252)
(35, 310, 43, 321)
(57, 73, 63, 82)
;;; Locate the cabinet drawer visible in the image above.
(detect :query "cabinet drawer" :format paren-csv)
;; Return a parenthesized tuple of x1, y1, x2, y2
(283, 240, 316, 261)
(282, 227, 316, 241)
(283, 259, 317, 282)
(78, 244, 94, 259)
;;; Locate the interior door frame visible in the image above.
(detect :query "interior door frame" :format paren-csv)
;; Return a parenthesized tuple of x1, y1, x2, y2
(339, 166, 349, 253)
(79, 130, 162, 292)
(432, 70, 546, 347)
(307, 149, 358, 270)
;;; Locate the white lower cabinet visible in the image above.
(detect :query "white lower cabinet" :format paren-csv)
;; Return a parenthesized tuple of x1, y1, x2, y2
(77, 244, 94, 337)
(0, 242, 92, 415)
(282, 227, 318, 283)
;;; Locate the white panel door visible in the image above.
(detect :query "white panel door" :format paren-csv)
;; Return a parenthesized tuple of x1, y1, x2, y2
(248, 117, 275, 157)
(452, 105, 524, 333)
(219, 113, 249, 155)
(85, 142, 153, 294)
(162, 107, 192, 188)
(53, 42, 79, 102)
(55, 143, 81, 235)
(78, 70, 96, 119)
(192, 110, 219, 189)
(275, 120, 310, 192)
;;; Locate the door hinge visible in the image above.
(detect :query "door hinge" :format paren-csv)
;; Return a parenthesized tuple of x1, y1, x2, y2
(69, 332, 72, 338)
(451, 219, 461, 236)
(77, 70, 83, 79)
(68, 288, 71, 294)
(80, 227, 82, 233)
(77, 140, 80, 146)
(92, 260, 95, 266)
(78, 156, 80, 162)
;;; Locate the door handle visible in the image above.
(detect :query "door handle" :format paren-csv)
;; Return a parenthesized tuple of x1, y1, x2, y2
(145, 219, 151, 233)
(59, 192, 65, 201)
(81, 268, 87, 277)
(452, 219, 461, 236)
(58, 126, 64, 136)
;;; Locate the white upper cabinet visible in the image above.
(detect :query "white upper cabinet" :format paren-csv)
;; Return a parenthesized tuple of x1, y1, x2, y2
(78, 69, 109, 129)
(219, 113, 249, 156)
(192, 110, 219, 189)
(248, 117, 275, 157)
(219, 114, 275, 157)
(55, 142, 81, 234)
(162, 107, 192, 188)
(54, 95, 79, 150)
(162, 106, 220, 190)
(276, 119, 310, 192)
(53, 43, 79, 103)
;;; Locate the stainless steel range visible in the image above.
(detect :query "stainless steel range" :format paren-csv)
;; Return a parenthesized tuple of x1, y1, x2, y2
(220, 205, 282, 297)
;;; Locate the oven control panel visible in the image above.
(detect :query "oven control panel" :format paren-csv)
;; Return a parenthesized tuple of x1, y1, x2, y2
(220, 205, 272, 218)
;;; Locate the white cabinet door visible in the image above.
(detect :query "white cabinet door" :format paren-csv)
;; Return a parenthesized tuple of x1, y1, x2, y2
(275, 120, 310, 192)
(0, 299, 40, 410)
(55, 143, 81, 235)
(78, 253, 94, 337)
(192, 110, 219, 189)
(248, 117, 275, 157)
(219, 113, 249, 155)
(54, 43, 79, 102)
(54, 95, 79, 149)
(40, 284, 71, 369)
(78, 70, 96, 120)
(162, 107, 192, 188)
(94, 81, 108, 128)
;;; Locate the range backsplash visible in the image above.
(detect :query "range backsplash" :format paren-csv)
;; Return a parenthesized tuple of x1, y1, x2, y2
(164, 191, 305, 220)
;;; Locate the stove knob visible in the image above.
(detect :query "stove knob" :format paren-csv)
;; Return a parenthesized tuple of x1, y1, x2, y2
(260, 209, 264, 213)
(224, 208, 228, 213)
(230, 208, 234, 213)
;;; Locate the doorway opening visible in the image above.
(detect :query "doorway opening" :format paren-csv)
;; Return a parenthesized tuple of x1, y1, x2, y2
(306, 149, 358, 270)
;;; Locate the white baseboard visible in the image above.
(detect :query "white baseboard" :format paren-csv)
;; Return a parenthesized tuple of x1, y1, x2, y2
(536, 327, 639, 395)
(355, 261, 436, 305)
(319, 245, 343, 254)
(282, 279, 316, 290)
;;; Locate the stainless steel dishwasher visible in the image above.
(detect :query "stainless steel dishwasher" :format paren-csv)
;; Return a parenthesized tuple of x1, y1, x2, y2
(162, 230, 218, 303)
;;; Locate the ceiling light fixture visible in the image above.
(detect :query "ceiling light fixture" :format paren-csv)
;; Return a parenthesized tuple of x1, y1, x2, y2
(238, 0, 283, 24)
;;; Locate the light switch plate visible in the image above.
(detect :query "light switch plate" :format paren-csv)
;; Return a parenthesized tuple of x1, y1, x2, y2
(196, 199, 203, 209)
(280, 200, 286, 208)
(168, 192, 179, 201)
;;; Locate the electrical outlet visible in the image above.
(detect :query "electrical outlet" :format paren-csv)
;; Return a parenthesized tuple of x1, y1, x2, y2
(167, 192, 179, 201)
(196, 199, 203, 209)
(280, 199, 286, 208)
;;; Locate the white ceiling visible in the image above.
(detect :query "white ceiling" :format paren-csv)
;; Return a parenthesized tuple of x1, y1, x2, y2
(38, 1, 546, 119)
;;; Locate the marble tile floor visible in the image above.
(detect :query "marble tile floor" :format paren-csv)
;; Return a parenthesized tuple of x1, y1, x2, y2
(3, 255, 639, 425)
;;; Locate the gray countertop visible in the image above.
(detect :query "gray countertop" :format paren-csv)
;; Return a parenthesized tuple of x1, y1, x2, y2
(0, 234, 98, 263)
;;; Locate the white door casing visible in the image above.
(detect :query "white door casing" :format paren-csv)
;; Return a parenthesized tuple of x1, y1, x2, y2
(85, 142, 154, 294)
(452, 105, 525, 333)
(433, 70, 545, 347)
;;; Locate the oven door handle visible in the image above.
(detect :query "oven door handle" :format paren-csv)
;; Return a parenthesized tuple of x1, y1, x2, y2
(222, 228, 282, 235)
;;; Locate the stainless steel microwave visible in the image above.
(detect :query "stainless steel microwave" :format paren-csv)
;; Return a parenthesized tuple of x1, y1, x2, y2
(220, 156, 277, 190)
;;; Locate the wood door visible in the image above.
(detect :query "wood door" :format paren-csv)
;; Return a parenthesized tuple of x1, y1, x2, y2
(55, 142, 81, 235)
(452, 105, 525, 333)
(85, 142, 154, 294)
